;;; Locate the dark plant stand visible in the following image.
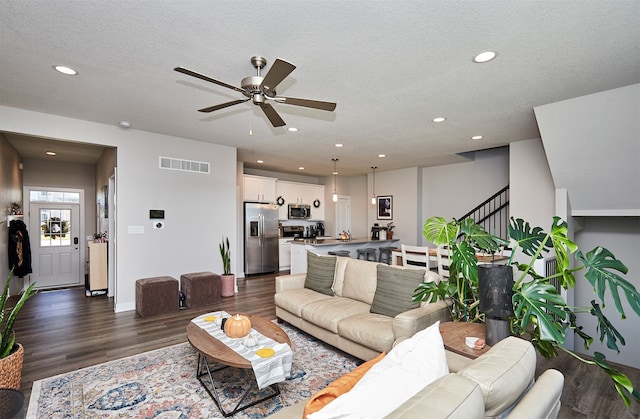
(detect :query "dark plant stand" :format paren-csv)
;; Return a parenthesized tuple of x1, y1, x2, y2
(479, 265, 514, 346)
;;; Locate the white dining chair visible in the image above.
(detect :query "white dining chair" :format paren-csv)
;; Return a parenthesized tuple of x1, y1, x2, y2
(400, 244, 429, 269)
(436, 245, 453, 279)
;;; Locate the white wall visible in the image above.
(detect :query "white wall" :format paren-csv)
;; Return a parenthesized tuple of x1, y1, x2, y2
(535, 83, 640, 216)
(368, 167, 421, 245)
(509, 138, 556, 229)
(421, 148, 510, 245)
(0, 106, 237, 312)
(0, 134, 23, 294)
(574, 217, 640, 368)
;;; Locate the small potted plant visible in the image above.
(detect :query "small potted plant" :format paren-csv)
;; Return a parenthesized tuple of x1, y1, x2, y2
(0, 269, 37, 389)
(219, 236, 235, 297)
(385, 222, 395, 240)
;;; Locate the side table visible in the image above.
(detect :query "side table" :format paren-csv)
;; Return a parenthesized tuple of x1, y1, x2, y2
(439, 321, 490, 359)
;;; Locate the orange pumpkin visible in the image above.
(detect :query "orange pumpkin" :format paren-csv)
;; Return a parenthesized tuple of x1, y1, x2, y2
(224, 314, 252, 338)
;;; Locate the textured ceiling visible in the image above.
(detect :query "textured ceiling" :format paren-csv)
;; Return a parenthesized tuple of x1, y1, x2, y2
(1, 1, 639, 177)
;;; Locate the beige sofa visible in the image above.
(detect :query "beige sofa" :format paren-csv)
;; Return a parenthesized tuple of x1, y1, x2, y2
(274, 254, 450, 361)
(269, 335, 564, 419)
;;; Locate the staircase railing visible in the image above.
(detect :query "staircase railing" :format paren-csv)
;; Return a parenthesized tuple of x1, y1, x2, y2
(458, 185, 510, 241)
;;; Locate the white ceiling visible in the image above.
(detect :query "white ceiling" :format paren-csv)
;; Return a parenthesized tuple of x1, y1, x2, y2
(1, 1, 639, 177)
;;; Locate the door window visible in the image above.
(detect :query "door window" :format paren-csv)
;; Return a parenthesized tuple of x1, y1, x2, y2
(40, 209, 72, 247)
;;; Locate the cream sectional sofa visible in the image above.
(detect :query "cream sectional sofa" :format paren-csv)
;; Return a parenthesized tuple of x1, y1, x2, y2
(268, 334, 564, 419)
(274, 254, 450, 361)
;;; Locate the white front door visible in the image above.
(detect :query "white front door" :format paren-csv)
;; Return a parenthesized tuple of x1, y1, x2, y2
(28, 203, 81, 289)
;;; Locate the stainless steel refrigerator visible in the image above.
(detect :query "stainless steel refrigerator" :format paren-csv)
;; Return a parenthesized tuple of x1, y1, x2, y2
(244, 202, 280, 275)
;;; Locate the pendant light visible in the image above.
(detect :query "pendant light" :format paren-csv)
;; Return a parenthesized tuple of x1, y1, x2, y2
(371, 166, 377, 205)
(332, 158, 339, 202)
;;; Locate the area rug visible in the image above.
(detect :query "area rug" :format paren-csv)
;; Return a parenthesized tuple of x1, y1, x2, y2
(27, 323, 361, 418)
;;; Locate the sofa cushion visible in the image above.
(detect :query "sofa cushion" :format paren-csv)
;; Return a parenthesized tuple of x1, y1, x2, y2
(304, 251, 337, 296)
(332, 256, 350, 297)
(457, 336, 536, 417)
(341, 258, 380, 305)
(307, 321, 449, 419)
(370, 265, 424, 317)
(274, 288, 332, 317)
(301, 297, 371, 333)
(385, 374, 485, 419)
(303, 351, 386, 417)
(338, 312, 395, 353)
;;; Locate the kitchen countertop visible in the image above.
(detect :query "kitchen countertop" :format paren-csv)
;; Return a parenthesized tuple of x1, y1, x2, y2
(288, 237, 398, 246)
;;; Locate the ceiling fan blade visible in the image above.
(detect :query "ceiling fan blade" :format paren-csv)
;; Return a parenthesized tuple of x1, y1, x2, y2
(260, 103, 286, 127)
(274, 96, 337, 112)
(198, 99, 249, 113)
(174, 66, 245, 94)
(260, 59, 296, 92)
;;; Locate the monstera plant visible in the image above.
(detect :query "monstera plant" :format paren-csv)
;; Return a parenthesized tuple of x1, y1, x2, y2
(414, 216, 640, 406)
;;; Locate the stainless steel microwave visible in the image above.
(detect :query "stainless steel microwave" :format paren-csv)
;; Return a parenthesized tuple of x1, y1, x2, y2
(288, 204, 311, 219)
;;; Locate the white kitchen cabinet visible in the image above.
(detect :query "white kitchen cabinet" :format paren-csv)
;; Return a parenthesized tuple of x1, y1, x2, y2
(276, 181, 292, 220)
(276, 181, 325, 220)
(278, 238, 291, 270)
(307, 184, 325, 221)
(243, 175, 276, 202)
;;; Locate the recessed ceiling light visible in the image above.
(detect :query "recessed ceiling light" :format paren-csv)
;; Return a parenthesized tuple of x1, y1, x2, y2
(378, 154, 386, 158)
(471, 135, 483, 140)
(335, 143, 343, 148)
(53, 65, 78, 75)
(298, 167, 305, 170)
(432, 117, 446, 123)
(473, 51, 497, 63)
(119, 121, 130, 128)
(46, 151, 57, 156)
(288, 127, 299, 132)
(257, 160, 264, 164)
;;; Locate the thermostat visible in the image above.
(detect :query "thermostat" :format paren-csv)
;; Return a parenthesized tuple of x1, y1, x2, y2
(149, 209, 165, 219)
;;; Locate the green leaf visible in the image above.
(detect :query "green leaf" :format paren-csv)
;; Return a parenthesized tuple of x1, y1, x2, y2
(593, 352, 640, 407)
(451, 242, 478, 286)
(577, 247, 640, 319)
(566, 308, 593, 349)
(459, 218, 508, 253)
(512, 281, 566, 343)
(423, 217, 458, 246)
(547, 217, 578, 284)
(508, 218, 551, 257)
(590, 301, 626, 352)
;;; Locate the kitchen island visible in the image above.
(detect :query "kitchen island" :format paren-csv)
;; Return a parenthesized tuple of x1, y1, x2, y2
(289, 237, 399, 274)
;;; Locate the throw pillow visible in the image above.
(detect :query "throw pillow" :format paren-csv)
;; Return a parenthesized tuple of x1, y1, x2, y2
(369, 265, 424, 317)
(307, 321, 449, 419)
(304, 251, 337, 296)
(303, 352, 386, 417)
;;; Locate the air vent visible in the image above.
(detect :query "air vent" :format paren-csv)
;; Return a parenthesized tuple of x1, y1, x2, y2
(159, 156, 210, 174)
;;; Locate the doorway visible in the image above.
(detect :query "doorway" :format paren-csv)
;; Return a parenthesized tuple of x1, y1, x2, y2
(27, 189, 83, 290)
(334, 196, 351, 237)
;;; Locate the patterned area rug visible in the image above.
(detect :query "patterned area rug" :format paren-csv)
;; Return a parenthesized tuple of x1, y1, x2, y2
(27, 322, 361, 418)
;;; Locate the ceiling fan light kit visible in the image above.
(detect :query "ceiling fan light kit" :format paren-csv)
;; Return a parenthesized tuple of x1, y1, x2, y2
(174, 56, 336, 128)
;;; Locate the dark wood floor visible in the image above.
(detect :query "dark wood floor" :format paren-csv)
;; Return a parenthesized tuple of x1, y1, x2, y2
(11, 272, 640, 418)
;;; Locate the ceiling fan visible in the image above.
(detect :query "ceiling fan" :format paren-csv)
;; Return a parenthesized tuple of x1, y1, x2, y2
(174, 56, 337, 127)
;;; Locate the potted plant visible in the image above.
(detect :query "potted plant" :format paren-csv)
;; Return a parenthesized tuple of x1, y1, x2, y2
(385, 222, 395, 240)
(414, 216, 640, 406)
(0, 269, 37, 389)
(219, 236, 235, 297)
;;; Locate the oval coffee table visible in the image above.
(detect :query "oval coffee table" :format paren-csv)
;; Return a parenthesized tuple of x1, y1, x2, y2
(187, 313, 291, 417)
